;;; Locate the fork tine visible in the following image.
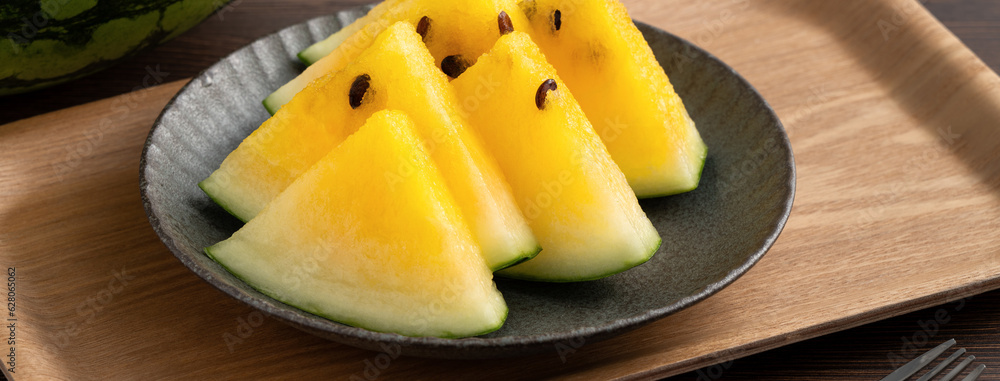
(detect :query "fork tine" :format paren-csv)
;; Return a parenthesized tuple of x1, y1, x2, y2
(939, 355, 976, 381)
(916, 348, 967, 381)
(960, 364, 986, 381)
(881, 339, 957, 381)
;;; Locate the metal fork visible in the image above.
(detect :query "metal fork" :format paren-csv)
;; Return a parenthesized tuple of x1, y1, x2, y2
(881, 339, 986, 381)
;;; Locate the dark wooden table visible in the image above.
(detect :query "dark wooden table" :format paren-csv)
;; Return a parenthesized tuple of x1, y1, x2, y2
(2, 1, 998, 379)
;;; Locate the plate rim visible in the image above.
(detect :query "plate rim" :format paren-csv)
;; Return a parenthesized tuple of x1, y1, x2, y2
(138, 7, 795, 358)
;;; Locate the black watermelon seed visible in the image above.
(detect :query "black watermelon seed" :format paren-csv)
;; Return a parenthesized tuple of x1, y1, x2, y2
(554, 9, 562, 31)
(441, 55, 470, 79)
(349, 74, 371, 109)
(417, 16, 431, 40)
(535, 79, 557, 110)
(498, 11, 514, 35)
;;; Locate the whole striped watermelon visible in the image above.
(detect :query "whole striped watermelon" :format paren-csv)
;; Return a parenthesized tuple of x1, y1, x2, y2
(1, 0, 229, 96)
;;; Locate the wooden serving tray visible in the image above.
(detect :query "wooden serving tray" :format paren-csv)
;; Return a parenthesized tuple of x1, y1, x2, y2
(3, 0, 1000, 379)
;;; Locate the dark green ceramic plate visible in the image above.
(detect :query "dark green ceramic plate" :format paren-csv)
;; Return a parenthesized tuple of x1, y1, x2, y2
(139, 6, 795, 359)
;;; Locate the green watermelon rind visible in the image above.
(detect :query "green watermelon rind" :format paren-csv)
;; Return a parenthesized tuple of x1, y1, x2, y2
(0, 0, 228, 96)
(204, 246, 508, 339)
(497, 237, 662, 283)
(298, 38, 336, 66)
(634, 140, 709, 199)
(490, 245, 542, 272)
(198, 179, 251, 223)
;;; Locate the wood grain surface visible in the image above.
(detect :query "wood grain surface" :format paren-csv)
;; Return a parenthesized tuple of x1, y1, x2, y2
(0, 0, 997, 126)
(2, 0, 1000, 380)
